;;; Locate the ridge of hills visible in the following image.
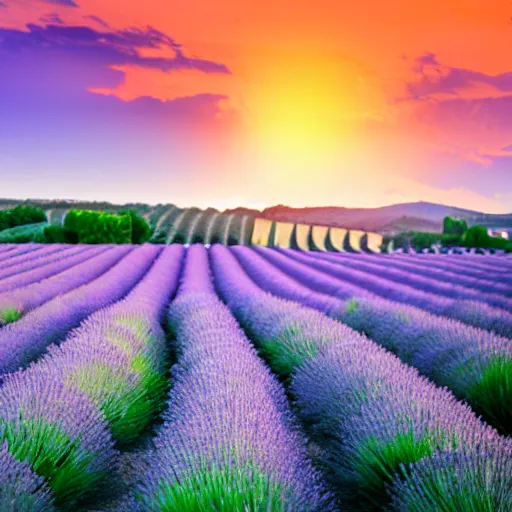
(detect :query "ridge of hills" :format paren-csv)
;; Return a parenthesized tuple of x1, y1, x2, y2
(1, 199, 511, 234)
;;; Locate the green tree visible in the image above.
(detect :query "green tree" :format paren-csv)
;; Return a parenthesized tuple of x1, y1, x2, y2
(118, 209, 152, 244)
(443, 216, 468, 236)
(463, 225, 491, 248)
(64, 209, 132, 244)
(40, 225, 78, 244)
(0, 205, 46, 231)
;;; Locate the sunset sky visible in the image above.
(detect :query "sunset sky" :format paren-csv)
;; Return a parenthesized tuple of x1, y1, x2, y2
(1, 0, 511, 212)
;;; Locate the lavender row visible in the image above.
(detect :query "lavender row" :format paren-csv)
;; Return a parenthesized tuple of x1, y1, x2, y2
(131, 245, 333, 512)
(423, 253, 512, 273)
(280, 248, 512, 338)
(0, 245, 126, 324)
(0, 245, 105, 294)
(392, 252, 512, 285)
(0, 244, 161, 375)
(315, 250, 512, 310)
(334, 251, 512, 297)
(0, 244, 71, 277)
(0, 244, 43, 266)
(232, 246, 512, 434)
(0, 246, 184, 508)
(211, 244, 512, 510)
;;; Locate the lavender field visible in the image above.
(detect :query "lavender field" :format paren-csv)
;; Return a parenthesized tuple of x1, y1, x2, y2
(0, 243, 510, 511)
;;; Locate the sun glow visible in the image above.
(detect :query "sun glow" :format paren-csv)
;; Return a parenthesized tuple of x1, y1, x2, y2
(246, 50, 368, 189)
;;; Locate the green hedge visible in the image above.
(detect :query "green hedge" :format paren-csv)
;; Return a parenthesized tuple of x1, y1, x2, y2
(383, 226, 512, 252)
(0, 205, 46, 232)
(463, 225, 512, 250)
(383, 231, 463, 252)
(443, 216, 468, 236)
(64, 210, 132, 244)
(40, 225, 78, 244)
(118, 209, 152, 244)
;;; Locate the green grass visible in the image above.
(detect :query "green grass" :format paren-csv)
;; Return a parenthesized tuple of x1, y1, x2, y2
(66, 353, 168, 445)
(1, 418, 100, 508)
(351, 430, 454, 510)
(256, 324, 328, 377)
(466, 357, 512, 435)
(141, 465, 297, 512)
(345, 299, 359, 315)
(0, 307, 23, 326)
(393, 455, 511, 512)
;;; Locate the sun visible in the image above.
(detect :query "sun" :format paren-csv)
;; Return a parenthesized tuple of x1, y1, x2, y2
(245, 49, 366, 186)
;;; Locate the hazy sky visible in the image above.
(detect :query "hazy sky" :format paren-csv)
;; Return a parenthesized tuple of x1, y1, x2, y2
(1, 0, 511, 212)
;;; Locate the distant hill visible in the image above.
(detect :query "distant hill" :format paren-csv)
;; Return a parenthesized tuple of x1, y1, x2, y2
(2, 199, 511, 237)
(226, 201, 512, 234)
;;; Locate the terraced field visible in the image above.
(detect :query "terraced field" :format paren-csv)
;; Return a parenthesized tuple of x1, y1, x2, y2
(147, 207, 383, 252)
(3, 203, 385, 252)
(0, 243, 510, 511)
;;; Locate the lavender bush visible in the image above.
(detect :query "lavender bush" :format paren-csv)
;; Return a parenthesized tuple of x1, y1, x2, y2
(332, 252, 512, 296)
(396, 253, 512, 284)
(0, 443, 55, 512)
(134, 245, 334, 511)
(0, 370, 117, 507)
(390, 443, 512, 511)
(0, 244, 71, 277)
(0, 245, 184, 508)
(0, 244, 161, 374)
(280, 248, 512, 338)
(0, 245, 105, 295)
(34, 244, 184, 444)
(233, 246, 512, 434)
(0, 244, 43, 265)
(315, 251, 512, 310)
(0, 245, 129, 321)
(210, 245, 512, 510)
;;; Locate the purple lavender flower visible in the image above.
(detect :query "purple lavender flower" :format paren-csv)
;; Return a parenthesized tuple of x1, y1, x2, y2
(135, 245, 334, 511)
(0, 245, 103, 292)
(0, 245, 129, 316)
(209, 244, 511, 509)
(0, 244, 161, 374)
(395, 252, 512, 286)
(315, 251, 512, 310)
(31, 244, 184, 443)
(390, 441, 512, 511)
(229, 246, 512, 434)
(0, 244, 71, 277)
(0, 442, 55, 511)
(0, 369, 117, 507)
(0, 245, 184, 508)
(342, 251, 512, 295)
(0, 244, 43, 265)
(279, 248, 512, 338)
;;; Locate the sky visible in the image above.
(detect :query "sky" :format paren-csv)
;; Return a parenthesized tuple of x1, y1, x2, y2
(0, 0, 511, 212)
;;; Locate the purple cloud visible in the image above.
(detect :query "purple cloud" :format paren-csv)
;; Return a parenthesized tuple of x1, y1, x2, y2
(40, 0, 79, 7)
(83, 15, 110, 29)
(422, 149, 512, 197)
(39, 12, 65, 25)
(0, 20, 233, 134)
(415, 95, 512, 133)
(406, 53, 512, 99)
(0, 1, 7, 8)
(0, 23, 230, 74)
(398, 54, 512, 199)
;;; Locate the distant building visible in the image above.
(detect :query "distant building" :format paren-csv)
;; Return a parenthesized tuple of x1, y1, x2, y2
(487, 227, 511, 240)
